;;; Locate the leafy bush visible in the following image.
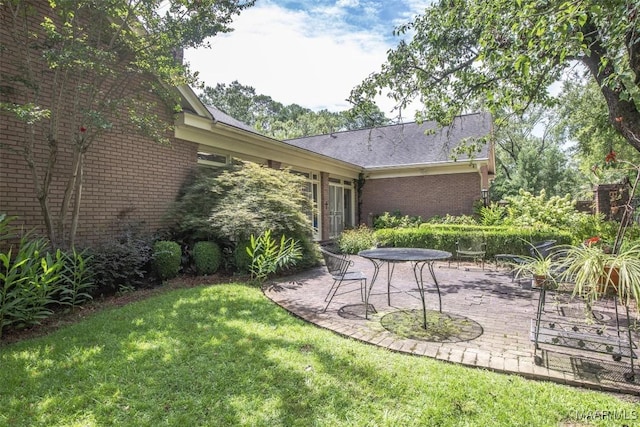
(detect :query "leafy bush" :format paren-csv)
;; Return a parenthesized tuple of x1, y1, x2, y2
(245, 230, 302, 284)
(193, 241, 222, 275)
(426, 214, 478, 225)
(338, 225, 377, 254)
(375, 225, 572, 259)
(233, 240, 253, 274)
(0, 232, 64, 337)
(502, 189, 578, 229)
(88, 228, 154, 295)
(478, 205, 506, 226)
(153, 241, 181, 280)
(58, 248, 94, 308)
(373, 211, 423, 229)
(168, 161, 316, 273)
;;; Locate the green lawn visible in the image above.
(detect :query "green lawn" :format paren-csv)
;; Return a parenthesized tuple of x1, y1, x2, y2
(1, 282, 638, 426)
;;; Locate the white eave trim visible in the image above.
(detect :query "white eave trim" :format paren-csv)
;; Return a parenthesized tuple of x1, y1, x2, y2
(364, 159, 489, 179)
(175, 111, 363, 177)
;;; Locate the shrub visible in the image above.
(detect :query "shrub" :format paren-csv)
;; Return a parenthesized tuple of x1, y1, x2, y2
(88, 228, 154, 295)
(168, 161, 316, 274)
(233, 240, 253, 274)
(338, 225, 377, 254)
(375, 225, 572, 259)
(373, 211, 423, 229)
(245, 230, 302, 284)
(0, 232, 64, 337)
(426, 214, 478, 225)
(153, 241, 181, 280)
(58, 248, 95, 308)
(193, 241, 222, 275)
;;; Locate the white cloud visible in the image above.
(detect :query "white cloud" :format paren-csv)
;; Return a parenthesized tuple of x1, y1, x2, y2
(184, 1, 431, 119)
(185, 2, 393, 111)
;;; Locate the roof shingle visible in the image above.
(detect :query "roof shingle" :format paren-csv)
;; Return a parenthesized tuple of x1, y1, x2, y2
(284, 112, 492, 168)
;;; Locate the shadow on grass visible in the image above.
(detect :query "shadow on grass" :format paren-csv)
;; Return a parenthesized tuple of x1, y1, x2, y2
(0, 283, 443, 425)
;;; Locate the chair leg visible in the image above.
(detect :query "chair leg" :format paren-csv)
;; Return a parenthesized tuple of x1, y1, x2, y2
(322, 279, 342, 313)
(324, 279, 339, 302)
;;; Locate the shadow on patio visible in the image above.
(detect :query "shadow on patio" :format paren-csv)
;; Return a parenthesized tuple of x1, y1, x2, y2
(264, 255, 640, 396)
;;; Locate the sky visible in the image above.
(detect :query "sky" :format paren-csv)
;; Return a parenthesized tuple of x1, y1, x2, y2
(184, 0, 433, 117)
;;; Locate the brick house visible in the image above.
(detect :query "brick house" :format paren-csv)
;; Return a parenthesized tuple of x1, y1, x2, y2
(0, 3, 495, 245)
(177, 86, 495, 241)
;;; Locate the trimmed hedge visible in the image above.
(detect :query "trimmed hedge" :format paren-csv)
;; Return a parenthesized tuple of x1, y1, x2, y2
(375, 225, 573, 259)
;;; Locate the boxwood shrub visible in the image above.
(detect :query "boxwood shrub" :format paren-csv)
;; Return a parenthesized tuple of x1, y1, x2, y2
(193, 241, 222, 275)
(152, 240, 182, 280)
(375, 225, 573, 259)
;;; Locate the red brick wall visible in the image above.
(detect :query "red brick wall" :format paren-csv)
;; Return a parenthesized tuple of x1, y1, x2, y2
(360, 173, 481, 224)
(0, 2, 198, 246)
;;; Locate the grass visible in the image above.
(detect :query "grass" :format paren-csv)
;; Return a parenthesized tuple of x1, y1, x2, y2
(1, 282, 638, 426)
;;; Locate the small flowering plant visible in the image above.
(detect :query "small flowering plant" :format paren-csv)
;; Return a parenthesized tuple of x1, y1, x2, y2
(558, 150, 640, 308)
(583, 236, 613, 254)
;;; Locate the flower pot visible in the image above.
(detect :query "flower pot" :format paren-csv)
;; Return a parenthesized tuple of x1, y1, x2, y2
(598, 266, 619, 296)
(533, 274, 555, 289)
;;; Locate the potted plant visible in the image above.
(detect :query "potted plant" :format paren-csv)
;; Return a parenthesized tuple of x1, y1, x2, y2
(558, 237, 640, 308)
(509, 245, 559, 290)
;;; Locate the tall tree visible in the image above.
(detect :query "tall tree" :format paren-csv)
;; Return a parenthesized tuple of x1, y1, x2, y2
(350, 0, 640, 153)
(0, 0, 254, 247)
(491, 109, 580, 200)
(200, 80, 390, 139)
(555, 77, 640, 168)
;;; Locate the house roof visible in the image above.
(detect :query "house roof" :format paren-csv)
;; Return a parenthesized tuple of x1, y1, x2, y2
(206, 105, 260, 134)
(283, 112, 492, 169)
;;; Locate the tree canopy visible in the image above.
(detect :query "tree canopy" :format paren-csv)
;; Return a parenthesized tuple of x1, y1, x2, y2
(350, 0, 640, 153)
(0, 0, 254, 247)
(491, 108, 580, 200)
(201, 81, 389, 139)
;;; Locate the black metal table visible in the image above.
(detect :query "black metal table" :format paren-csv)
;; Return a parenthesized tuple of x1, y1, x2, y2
(358, 248, 452, 328)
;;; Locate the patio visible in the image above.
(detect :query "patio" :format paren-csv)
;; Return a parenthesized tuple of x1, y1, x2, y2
(264, 255, 640, 396)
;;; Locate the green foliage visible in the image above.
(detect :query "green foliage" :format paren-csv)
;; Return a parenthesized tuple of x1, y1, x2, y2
(350, 0, 640, 154)
(426, 214, 478, 225)
(88, 227, 154, 295)
(501, 189, 579, 229)
(233, 240, 253, 274)
(245, 230, 302, 284)
(170, 161, 316, 272)
(208, 162, 313, 242)
(478, 205, 506, 226)
(200, 80, 389, 139)
(153, 241, 182, 281)
(490, 108, 581, 201)
(0, 215, 98, 337)
(0, 234, 64, 338)
(58, 248, 95, 308)
(193, 241, 222, 276)
(3, 0, 255, 246)
(373, 211, 423, 229)
(338, 225, 378, 254)
(375, 225, 572, 259)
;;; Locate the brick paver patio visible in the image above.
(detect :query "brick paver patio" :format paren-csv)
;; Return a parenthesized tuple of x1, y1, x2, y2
(264, 255, 640, 396)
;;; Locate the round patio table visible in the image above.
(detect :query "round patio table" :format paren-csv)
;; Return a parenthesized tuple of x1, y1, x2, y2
(358, 248, 452, 329)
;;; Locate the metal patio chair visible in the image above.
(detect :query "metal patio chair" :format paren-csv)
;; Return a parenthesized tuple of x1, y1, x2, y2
(455, 236, 487, 270)
(320, 248, 367, 312)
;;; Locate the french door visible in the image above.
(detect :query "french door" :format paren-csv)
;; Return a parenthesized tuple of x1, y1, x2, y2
(329, 180, 354, 239)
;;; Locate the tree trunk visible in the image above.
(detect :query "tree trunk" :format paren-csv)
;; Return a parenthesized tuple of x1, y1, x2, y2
(69, 152, 85, 248)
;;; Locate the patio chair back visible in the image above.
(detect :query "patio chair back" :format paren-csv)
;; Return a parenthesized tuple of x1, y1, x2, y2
(530, 240, 557, 259)
(455, 236, 487, 270)
(319, 248, 367, 312)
